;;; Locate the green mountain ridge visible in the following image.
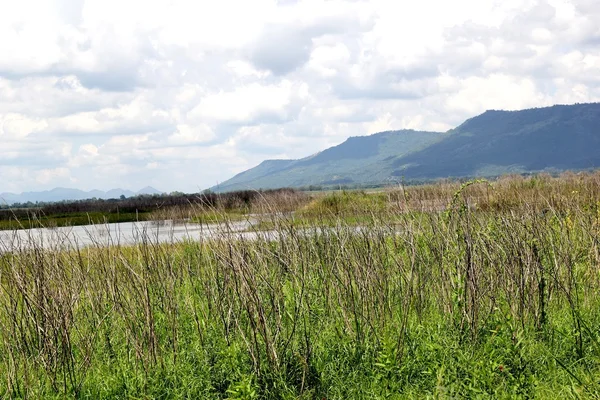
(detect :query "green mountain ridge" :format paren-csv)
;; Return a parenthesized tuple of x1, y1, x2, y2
(213, 103, 600, 192)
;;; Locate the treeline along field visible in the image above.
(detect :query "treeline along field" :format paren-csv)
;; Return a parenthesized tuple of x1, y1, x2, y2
(0, 173, 599, 398)
(0, 188, 302, 230)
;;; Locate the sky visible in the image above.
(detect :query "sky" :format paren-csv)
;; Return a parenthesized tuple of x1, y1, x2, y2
(1, 0, 599, 194)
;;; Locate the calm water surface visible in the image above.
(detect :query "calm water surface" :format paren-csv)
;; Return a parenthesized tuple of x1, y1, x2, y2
(0, 219, 260, 252)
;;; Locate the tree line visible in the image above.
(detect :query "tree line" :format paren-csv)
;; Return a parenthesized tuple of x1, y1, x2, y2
(0, 188, 299, 221)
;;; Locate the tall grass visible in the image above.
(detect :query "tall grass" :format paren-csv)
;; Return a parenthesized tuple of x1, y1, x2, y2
(147, 189, 308, 224)
(0, 173, 599, 398)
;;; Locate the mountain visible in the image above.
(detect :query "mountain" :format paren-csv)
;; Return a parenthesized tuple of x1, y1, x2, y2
(105, 189, 137, 199)
(0, 187, 163, 205)
(214, 129, 444, 191)
(213, 103, 600, 192)
(137, 186, 164, 196)
(393, 103, 600, 179)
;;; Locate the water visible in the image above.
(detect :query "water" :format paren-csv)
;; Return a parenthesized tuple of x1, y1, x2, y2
(0, 216, 382, 253)
(0, 219, 259, 252)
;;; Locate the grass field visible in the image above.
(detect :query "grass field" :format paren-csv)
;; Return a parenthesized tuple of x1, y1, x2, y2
(1, 172, 600, 398)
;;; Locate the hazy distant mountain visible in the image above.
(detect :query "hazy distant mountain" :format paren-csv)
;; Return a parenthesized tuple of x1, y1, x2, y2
(137, 186, 164, 195)
(105, 189, 137, 199)
(0, 187, 163, 205)
(213, 103, 600, 192)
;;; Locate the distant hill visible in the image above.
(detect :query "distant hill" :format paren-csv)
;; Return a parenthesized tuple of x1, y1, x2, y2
(0, 187, 163, 205)
(214, 130, 444, 191)
(213, 103, 600, 192)
(136, 186, 164, 196)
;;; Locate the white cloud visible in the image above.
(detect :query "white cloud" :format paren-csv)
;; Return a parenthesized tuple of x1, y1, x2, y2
(188, 81, 309, 124)
(1, 114, 48, 139)
(0, 0, 599, 193)
(445, 74, 547, 115)
(307, 43, 352, 77)
(37, 167, 71, 185)
(167, 124, 216, 145)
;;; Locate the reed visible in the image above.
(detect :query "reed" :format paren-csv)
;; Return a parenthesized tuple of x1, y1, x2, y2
(0, 173, 599, 398)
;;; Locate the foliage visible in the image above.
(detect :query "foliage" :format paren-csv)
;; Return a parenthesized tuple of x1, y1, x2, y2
(0, 173, 600, 398)
(0, 188, 305, 231)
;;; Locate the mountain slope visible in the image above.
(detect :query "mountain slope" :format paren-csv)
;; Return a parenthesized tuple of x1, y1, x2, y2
(393, 103, 600, 179)
(213, 130, 444, 191)
(214, 103, 600, 192)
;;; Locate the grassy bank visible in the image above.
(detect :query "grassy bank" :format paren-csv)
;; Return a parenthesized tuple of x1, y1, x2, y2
(0, 211, 150, 230)
(0, 173, 599, 398)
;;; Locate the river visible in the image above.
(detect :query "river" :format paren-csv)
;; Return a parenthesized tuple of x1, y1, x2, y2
(0, 219, 260, 252)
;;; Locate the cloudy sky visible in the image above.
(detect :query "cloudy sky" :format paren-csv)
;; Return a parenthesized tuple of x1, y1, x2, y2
(1, 0, 599, 193)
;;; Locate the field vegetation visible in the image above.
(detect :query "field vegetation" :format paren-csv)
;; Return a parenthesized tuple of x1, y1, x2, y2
(0, 189, 301, 230)
(0, 172, 600, 398)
